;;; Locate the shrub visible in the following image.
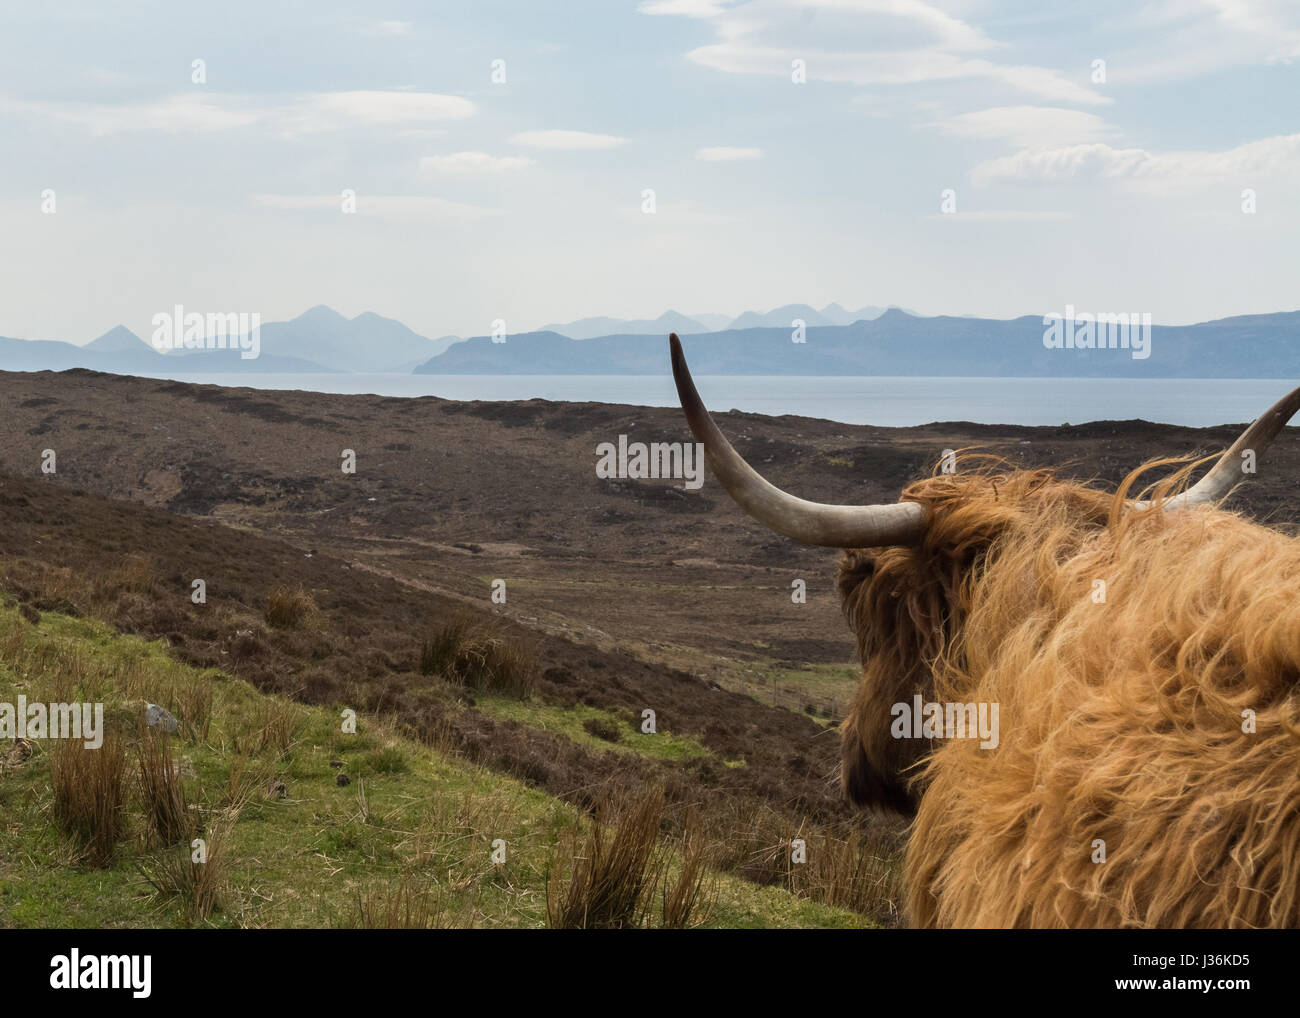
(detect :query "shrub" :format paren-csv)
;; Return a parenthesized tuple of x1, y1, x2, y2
(264, 585, 320, 629)
(138, 809, 239, 924)
(138, 729, 190, 846)
(419, 615, 537, 698)
(546, 787, 664, 929)
(50, 732, 128, 868)
(582, 716, 623, 743)
(659, 808, 715, 929)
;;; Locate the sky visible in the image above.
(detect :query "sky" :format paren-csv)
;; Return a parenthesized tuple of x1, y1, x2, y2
(1, 0, 1298, 344)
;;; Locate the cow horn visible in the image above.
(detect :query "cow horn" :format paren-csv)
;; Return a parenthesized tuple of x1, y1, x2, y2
(669, 333, 926, 548)
(1158, 382, 1300, 510)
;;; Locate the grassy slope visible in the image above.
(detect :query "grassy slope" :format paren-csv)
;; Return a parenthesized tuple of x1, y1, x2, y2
(0, 604, 869, 929)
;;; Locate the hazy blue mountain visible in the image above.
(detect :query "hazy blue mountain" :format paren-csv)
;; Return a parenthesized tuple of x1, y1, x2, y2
(2, 306, 447, 377)
(818, 303, 903, 324)
(687, 312, 734, 331)
(729, 304, 833, 330)
(0, 332, 332, 374)
(209, 305, 452, 371)
(83, 325, 152, 352)
(538, 310, 709, 340)
(817, 303, 857, 326)
(0, 305, 453, 375)
(413, 308, 1300, 378)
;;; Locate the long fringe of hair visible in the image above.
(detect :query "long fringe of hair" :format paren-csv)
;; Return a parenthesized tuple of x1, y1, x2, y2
(837, 453, 1300, 927)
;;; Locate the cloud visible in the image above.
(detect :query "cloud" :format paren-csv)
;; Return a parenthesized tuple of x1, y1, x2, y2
(0, 90, 475, 136)
(420, 151, 534, 173)
(252, 194, 501, 221)
(638, 0, 728, 15)
(0, 93, 262, 135)
(644, 0, 1110, 105)
(1203, 0, 1300, 62)
(695, 145, 763, 160)
(283, 91, 475, 132)
(929, 106, 1115, 148)
(510, 129, 628, 149)
(970, 133, 1300, 186)
(927, 210, 1073, 221)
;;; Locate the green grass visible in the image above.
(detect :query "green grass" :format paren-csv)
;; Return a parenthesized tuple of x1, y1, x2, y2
(0, 603, 870, 928)
(469, 695, 711, 763)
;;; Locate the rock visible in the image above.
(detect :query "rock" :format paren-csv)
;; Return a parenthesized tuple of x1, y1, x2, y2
(145, 703, 179, 734)
(336, 773, 351, 787)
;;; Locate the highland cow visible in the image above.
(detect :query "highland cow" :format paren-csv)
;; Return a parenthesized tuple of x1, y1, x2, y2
(669, 333, 1300, 929)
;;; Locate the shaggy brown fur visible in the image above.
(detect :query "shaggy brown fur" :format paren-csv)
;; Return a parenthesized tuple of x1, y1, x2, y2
(837, 460, 1300, 928)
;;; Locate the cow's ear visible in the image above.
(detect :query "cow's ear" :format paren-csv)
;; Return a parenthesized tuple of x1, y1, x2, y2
(837, 550, 877, 617)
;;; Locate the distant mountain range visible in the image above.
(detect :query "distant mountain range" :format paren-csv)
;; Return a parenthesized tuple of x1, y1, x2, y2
(415, 308, 1300, 378)
(0, 306, 460, 374)
(247, 305, 459, 371)
(535, 303, 912, 338)
(0, 302, 907, 374)
(535, 310, 712, 340)
(6, 305, 1299, 379)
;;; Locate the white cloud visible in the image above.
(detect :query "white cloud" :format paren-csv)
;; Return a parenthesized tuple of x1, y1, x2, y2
(420, 151, 534, 173)
(930, 106, 1115, 148)
(970, 133, 1300, 186)
(510, 129, 628, 149)
(0, 93, 262, 135)
(1204, 0, 1300, 61)
(284, 91, 475, 132)
(689, 44, 1108, 104)
(645, 0, 1110, 105)
(638, 0, 728, 15)
(252, 194, 501, 221)
(695, 145, 763, 160)
(0, 90, 475, 137)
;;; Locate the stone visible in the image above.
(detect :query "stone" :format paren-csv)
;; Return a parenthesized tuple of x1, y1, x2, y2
(145, 703, 179, 734)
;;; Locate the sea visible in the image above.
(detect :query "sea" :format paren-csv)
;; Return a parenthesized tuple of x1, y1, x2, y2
(134, 372, 1297, 429)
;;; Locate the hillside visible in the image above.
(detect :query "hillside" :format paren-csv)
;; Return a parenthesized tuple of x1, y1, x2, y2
(3, 368, 1299, 928)
(0, 604, 867, 928)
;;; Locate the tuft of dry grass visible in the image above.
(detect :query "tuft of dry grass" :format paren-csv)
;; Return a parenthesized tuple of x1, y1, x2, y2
(50, 731, 128, 868)
(264, 585, 320, 629)
(233, 697, 302, 757)
(712, 800, 905, 927)
(137, 808, 240, 924)
(658, 807, 716, 929)
(789, 825, 904, 923)
(546, 787, 665, 929)
(138, 729, 190, 846)
(94, 554, 159, 600)
(172, 676, 213, 742)
(419, 614, 537, 698)
(344, 875, 450, 929)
